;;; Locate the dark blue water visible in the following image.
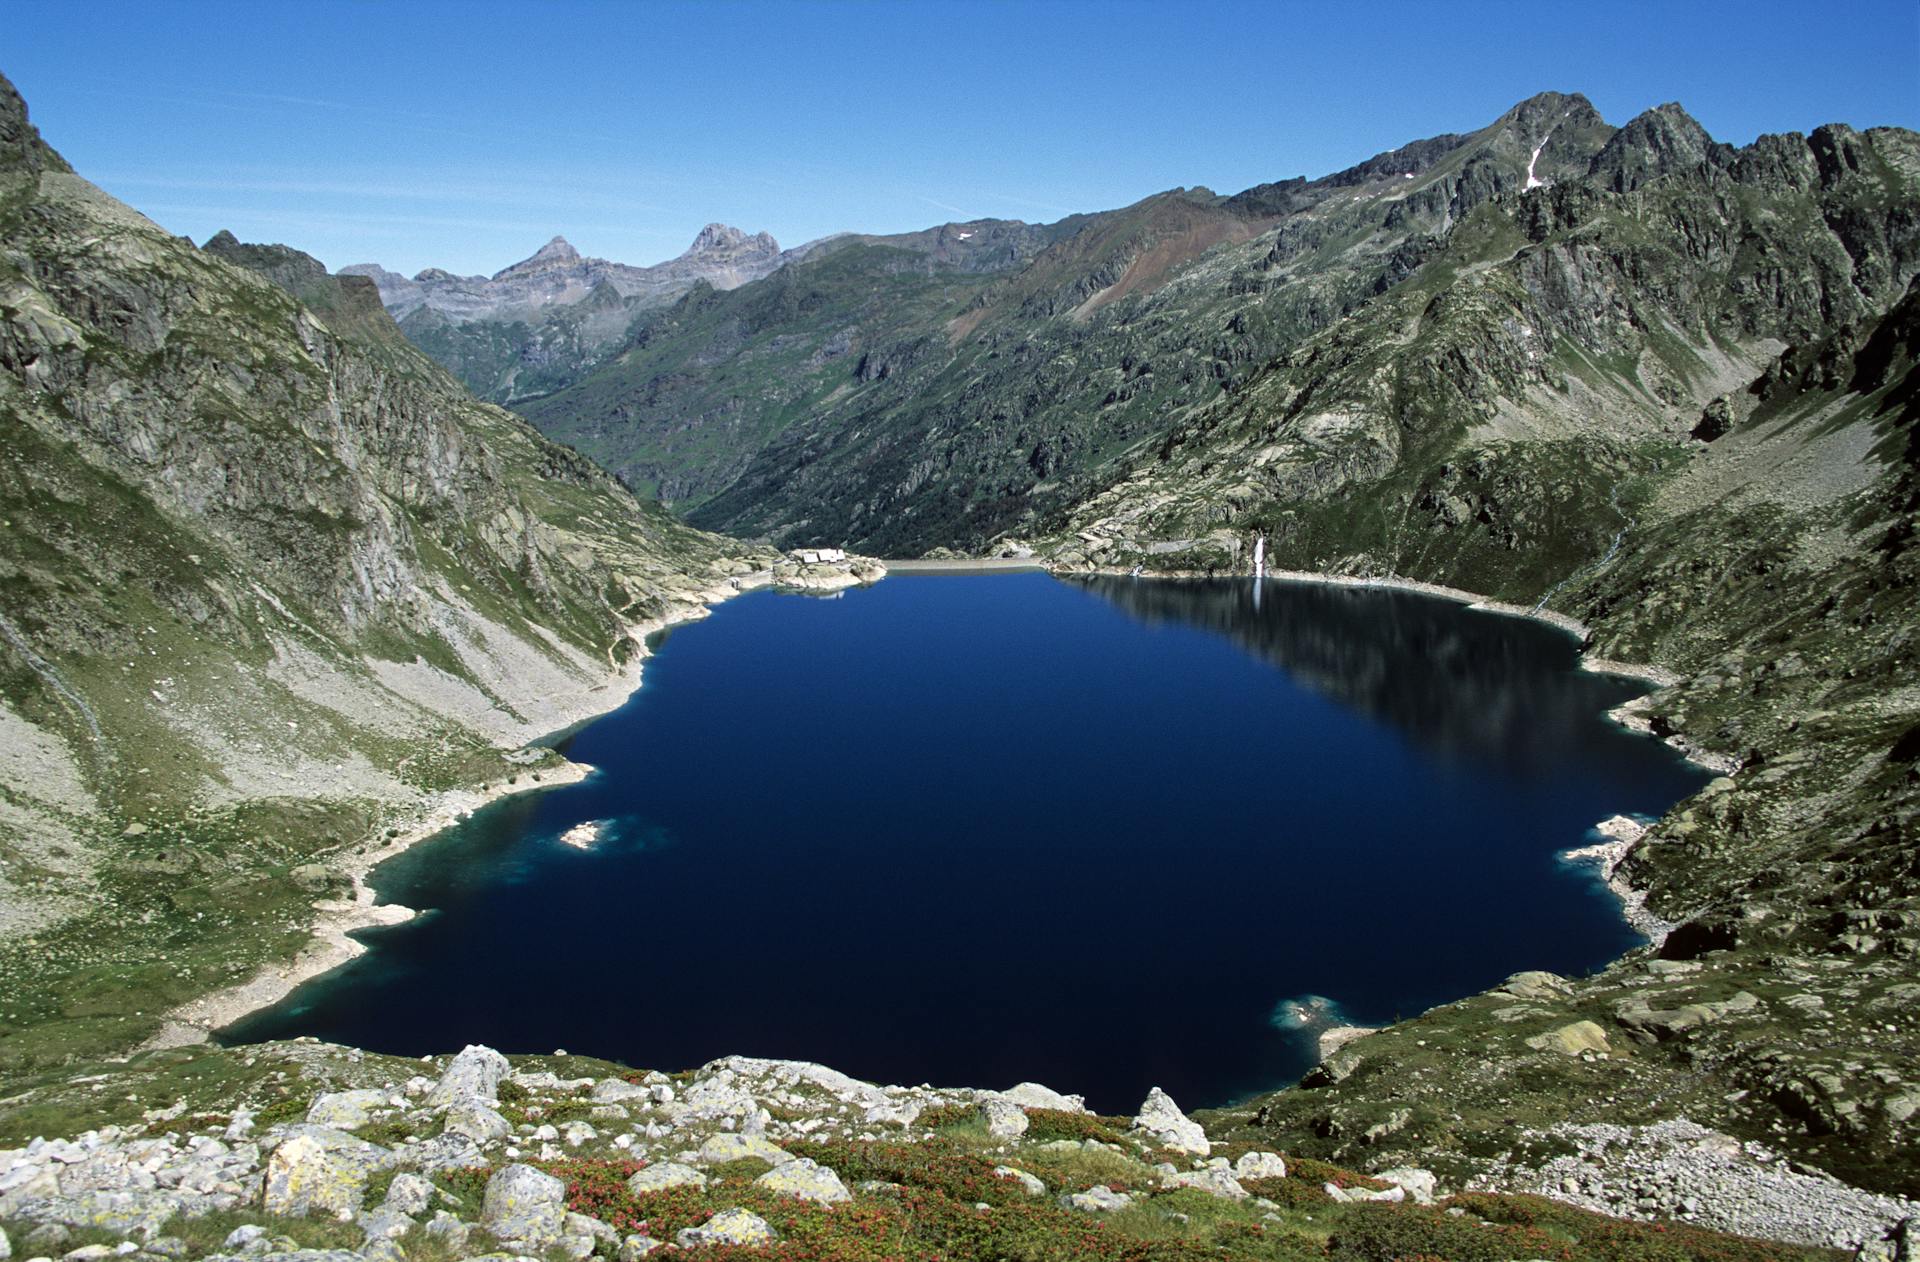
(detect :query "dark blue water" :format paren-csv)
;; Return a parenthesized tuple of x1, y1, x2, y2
(224, 573, 1706, 1113)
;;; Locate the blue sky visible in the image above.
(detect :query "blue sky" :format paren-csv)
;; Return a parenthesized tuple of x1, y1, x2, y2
(6, 0, 1916, 276)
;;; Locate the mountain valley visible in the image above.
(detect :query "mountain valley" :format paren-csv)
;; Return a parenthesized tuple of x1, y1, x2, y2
(0, 57, 1917, 1262)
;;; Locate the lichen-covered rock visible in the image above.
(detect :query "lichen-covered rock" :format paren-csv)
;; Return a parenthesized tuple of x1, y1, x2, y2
(625, 1163, 706, 1194)
(978, 1098, 1029, 1139)
(753, 1157, 850, 1204)
(674, 1208, 775, 1248)
(618, 1234, 663, 1260)
(262, 1136, 364, 1219)
(1131, 1087, 1209, 1155)
(691, 1134, 791, 1167)
(480, 1164, 566, 1247)
(1526, 1020, 1611, 1056)
(305, 1091, 389, 1131)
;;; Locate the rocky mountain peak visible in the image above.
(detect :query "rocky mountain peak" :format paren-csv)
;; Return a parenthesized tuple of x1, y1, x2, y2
(0, 70, 71, 176)
(528, 234, 580, 264)
(689, 222, 749, 253)
(1589, 101, 1725, 192)
(492, 235, 584, 280)
(684, 223, 781, 260)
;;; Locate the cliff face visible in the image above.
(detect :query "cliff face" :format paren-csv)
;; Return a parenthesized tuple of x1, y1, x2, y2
(0, 72, 766, 1066)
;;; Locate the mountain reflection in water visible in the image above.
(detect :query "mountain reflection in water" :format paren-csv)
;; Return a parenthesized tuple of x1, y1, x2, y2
(1078, 576, 1644, 770)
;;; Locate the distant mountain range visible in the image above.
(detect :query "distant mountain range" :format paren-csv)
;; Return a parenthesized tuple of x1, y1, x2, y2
(341, 223, 788, 324)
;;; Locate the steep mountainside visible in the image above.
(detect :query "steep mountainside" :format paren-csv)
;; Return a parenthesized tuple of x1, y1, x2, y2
(1037, 113, 1920, 1197)
(0, 73, 767, 1070)
(503, 94, 1622, 543)
(340, 227, 791, 406)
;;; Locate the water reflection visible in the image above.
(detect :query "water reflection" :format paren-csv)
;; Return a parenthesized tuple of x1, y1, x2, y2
(1076, 576, 1646, 769)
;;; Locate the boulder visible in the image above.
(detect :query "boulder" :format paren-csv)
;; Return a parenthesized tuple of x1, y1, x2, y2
(978, 1098, 1029, 1139)
(381, 1173, 434, 1217)
(1498, 971, 1571, 1002)
(618, 1234, 663, 1260)
(481, 1163, 567, 1248)
(1526, 1020, 1612, 1056)
(1373, 1167, 1438, 1204)
(1131, 1087, 1209, 1155)
(675, 1208, 775, 1248)
(993, 1166, 1046, 1196)
(1162, 1166, 1248, 1199)
(1233, 1151, 1287, 1180)
(692, 1134, 791, 1166)
(443, 1100, 511, 1143)
(753, 1157, 851, 1204)
(1060, 1185, 1133, 1212)
(625, 1163, 706, 1194)
(1002, 1082, 1087, 1113)
(262, 1135, 366, 1219)
(590, 1079, 652, 1104)
(306, 1090, 389, 1131)
(426, 1045, 510, 1109)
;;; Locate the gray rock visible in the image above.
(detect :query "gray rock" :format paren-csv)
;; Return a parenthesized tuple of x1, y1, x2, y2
(1161, 1167, 1247, 1199)
(1001, 1083, 1087, 1113)
(1233, 1151, 1287, 1180)
(691, 1134, 791, 1166)
(262, 1135, 367, 1219)
(674, 1208, 775, 1248)
(425, 1046, 510, 1110)
(1131, 1087, 1209, 1155)
(993, 1167, 1046, 1197)
(589, 1080, 651, 1105)
(625, 1163, 706, 1194)
(379, 1174, 433, 1218)
(617, 1235, 662, 1261)
(480, 1164, 566, 1248)
(0, 1226, 10, 1260)
(1060, 1185, 1133, 1213)
(220, 1228, 265, 1251)
(978, 1099, 1029, 1140)
(1373, 1167, 1438, 1205)
(753, 1158, 850, 1204)
(305, 1092, 389, 1131)
(443, 1100, 510, 1144)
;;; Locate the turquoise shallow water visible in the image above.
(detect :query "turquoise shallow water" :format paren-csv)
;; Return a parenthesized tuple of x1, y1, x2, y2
(224, 572, 1706, 1113)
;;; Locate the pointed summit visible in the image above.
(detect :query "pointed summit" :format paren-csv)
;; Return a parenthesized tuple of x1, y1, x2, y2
(1589, 102, 1726, 192)
(493, 235, 583, 280)
(528, 235, 580, 264)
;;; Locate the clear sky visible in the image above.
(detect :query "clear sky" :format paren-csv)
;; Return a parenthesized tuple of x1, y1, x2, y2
(6, 0, 1917, 277)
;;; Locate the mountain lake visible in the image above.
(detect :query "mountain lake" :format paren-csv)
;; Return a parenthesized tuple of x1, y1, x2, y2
(223, 571, 1708, 1114)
